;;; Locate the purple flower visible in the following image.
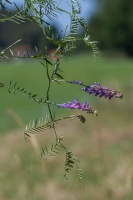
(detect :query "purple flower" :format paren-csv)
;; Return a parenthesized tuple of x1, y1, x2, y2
(81, 83, 123, 100)
(70, 80, 83, 85)
(57, 99, 96, 114)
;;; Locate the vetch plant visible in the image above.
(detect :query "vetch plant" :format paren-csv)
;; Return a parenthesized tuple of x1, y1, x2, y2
(0, 0, 123, 186)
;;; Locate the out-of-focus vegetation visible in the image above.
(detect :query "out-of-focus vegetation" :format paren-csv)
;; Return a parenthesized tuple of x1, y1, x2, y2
(0, 1, 133, 199)
(0, 11, 58, 53)
(1, 119, 133, 200)
(0, 54, 133, 199)
(89, 0, 133, 56)
(0, 1, 62, 55)
(0, 54, 132, 133)
(1, 0, 133, 57)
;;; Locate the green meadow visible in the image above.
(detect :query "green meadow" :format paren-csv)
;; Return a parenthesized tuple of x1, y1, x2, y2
(0, 54, 132, 132)
(0, 54, 133, 199)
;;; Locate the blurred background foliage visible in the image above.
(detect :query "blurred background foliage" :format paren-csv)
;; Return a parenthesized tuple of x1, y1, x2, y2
(0, 1, 133, 200)
(0, 10, 58, 54)
(1, 0, 133, 56)
(89, 0, 133, 56)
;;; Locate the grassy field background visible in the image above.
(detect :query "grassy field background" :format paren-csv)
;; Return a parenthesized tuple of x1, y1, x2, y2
(0, 54, 133, 199)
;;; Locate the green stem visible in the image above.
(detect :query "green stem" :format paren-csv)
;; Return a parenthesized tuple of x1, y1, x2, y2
(51, 57, 61, 79)
(46, 62, 51, 101)
(45, 61, 58, 138)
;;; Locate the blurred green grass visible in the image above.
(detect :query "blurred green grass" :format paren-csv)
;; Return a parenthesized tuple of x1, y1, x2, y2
(0, 54, 133, 132)
(0, 54, 133, 199)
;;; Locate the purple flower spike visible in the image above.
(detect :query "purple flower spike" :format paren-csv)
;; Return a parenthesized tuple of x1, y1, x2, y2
(81, 83, 123, 100)
(57, 99, 95, 114)
(70, 80, 83, 85)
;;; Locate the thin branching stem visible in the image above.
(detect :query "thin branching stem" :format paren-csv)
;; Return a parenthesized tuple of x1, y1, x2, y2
(39, 4, 46, 36)
(45, 61, 58, 138)
(46, 61, 51, 101)
(47, 103, 58, 138)
(0, 39, 22, 54)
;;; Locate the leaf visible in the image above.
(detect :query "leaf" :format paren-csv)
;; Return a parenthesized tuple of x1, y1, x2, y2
(5, 0, 12, 4)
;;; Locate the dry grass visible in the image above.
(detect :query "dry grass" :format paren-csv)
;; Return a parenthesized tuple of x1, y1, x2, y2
(0, 115, 133, 200)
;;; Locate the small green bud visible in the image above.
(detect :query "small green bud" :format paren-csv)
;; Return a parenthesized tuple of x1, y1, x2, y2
(94, 110, 98, 116)
(0, 51, 4, 56)
(59, 135, 63, 141)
